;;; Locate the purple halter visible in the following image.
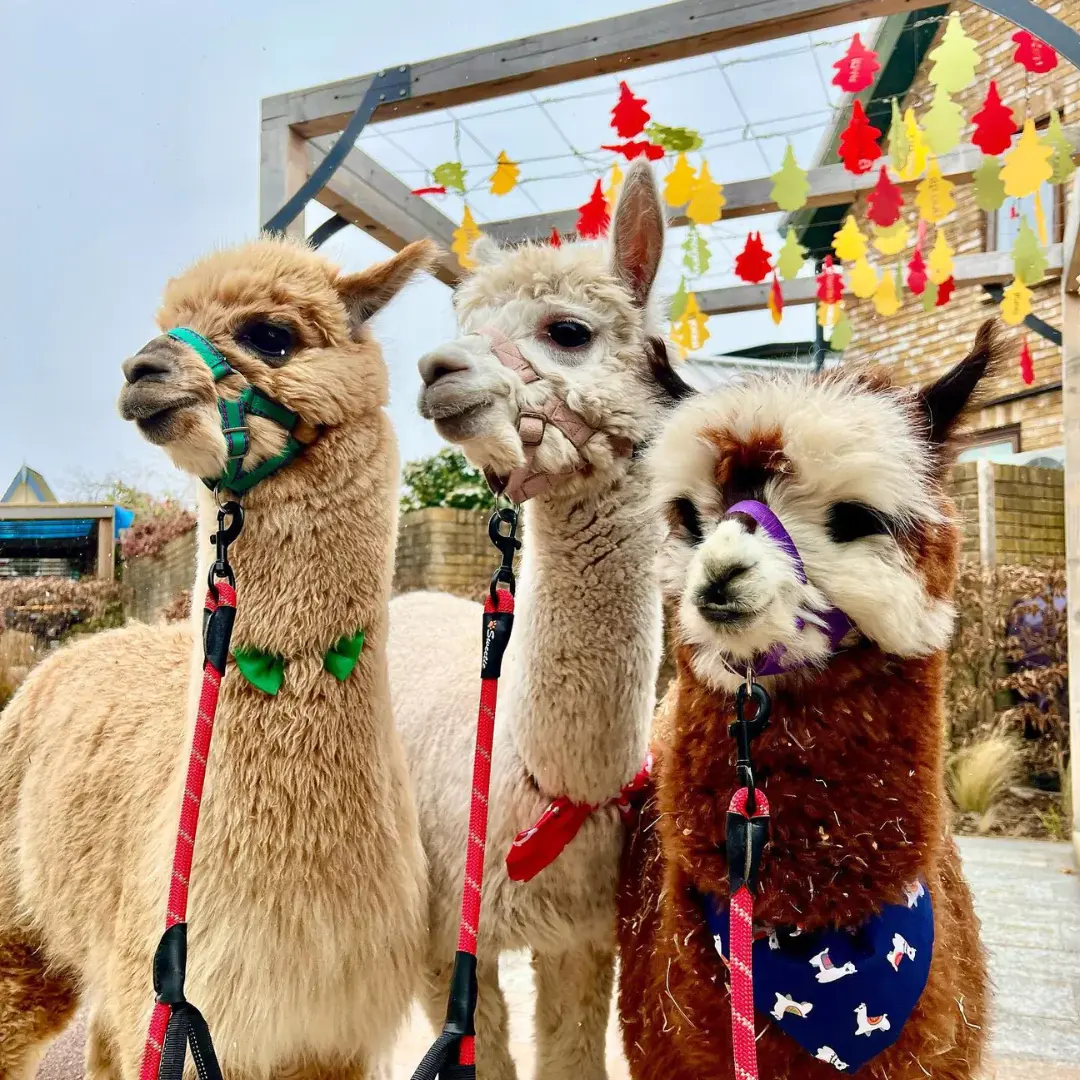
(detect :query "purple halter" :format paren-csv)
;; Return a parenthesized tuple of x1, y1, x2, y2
(725, 500, 855, 677)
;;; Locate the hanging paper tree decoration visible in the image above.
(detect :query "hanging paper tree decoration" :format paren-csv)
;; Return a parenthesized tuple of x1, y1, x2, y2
(664, 153, 697, 207)
(671, 292, 710, 353)
(488, 151, 520, 196)
(669, 277, 689, 321)
(549, 226, 562, 247)
(936, 276, 955, 307)
(832, 216, 868, 262)
(927, 12, 981, 94)
(433, 161, 468, 194)
(849, 256, 880, 298)
(734, 232, 772, 283)
(768, 275, 784, 325)
(1012, 216, 1047, 284)
(1012, 30, 1058, 74)
(915, 158, 956, 223)
(1001, 118, 1053, 198)
(1000, 277, 1033, 325)
(920, 280, 938, 313)
(866, 167, 904, 228)
(770, 145, 810, 212)
(601, 140, 665, 161)
(818, 300, 841, 329)
(927, 229, 955, 285)
(906, 248, 928, 294)
(1046, 108, 1077, 185)
(576, 180, 610, 239)
(687, 162, 726, 225)
(452, 206, 482, 270)
(923, 85, 964, 155)
(776, 228, 807, 281)
(873, 269, 901, 316)
(605, 162, 624, 209)
(973, 157, 1006, 211)
(816, 254, 843, 304)
(896, 108, 929, 181)
(645, 123, 702, 152)
(873, 220, 910, 255)
(1019, 337, 1035, 385)
(830, 310, 854, 351)
(610, 82, 650, 138)
(971, 82, 1016, 157)
(832, 32, 880, 92)
(838, 100, 883, 175)
(682, 225, 711, 276)
(411, 185, 447, 196)
(887, 100, 908, 173)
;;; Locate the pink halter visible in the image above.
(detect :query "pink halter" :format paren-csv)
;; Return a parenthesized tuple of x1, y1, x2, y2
(480, 326, 633, 503)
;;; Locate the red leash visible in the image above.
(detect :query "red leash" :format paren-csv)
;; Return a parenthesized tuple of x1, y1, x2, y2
(411, 507, 520, 1080)
(139, 502, 244, 1080)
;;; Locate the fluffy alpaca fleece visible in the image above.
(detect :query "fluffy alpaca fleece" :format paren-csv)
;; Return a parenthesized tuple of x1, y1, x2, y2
(388, 161, 687, 1080)
(0, 236, 436, 1080)
(617, 325, 999, 1080)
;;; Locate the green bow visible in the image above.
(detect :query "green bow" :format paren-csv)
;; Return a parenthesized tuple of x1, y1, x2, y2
(323, 629, 365, 682)
(232, 647, 286, 696)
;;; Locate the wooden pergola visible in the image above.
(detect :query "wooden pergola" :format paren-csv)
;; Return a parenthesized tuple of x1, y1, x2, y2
(260, 0, 1080, 852)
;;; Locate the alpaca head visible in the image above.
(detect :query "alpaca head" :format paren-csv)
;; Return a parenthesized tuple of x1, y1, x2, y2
(118, 236, 436, 482)
(651, 323, 1001, 692)
(416, 160, 690, 502)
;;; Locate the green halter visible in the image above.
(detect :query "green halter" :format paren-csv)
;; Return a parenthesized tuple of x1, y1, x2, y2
(167, 327, 306, 494)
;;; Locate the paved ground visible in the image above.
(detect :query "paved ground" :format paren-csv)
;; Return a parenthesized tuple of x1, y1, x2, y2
(36, 838, 1080, 1080)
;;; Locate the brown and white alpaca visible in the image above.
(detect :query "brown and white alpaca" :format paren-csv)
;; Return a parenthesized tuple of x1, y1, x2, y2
(0, 236, 436, 1080)
(388, 161, 688, 1080)
(617, 325, 997, 1080)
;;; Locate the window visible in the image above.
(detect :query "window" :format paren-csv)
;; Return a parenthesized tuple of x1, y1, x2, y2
(956, 425, 1021, 463)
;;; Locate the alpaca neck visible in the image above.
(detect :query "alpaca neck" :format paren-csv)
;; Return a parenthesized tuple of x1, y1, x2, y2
(509, 465, 662, 804)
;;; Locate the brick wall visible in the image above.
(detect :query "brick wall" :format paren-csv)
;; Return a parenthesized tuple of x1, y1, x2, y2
(393, 507, 506, 602)
(122, 530, 198, 623)
(842, 0, 1080, 452)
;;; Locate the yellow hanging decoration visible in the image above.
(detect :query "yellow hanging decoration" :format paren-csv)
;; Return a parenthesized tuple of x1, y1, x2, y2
(999, 276, 1033, 325)
(488, 151, 520, 196)
(452, 206, 482, 270)
(1034, 188, 1049, 246)
(923, 85, 964, 155)
(872, 219, 911, 256)
(1001, 118, 1053, 198)
(849, 256, 880, 299)
(896, 108, 929, 182)
(832, 217, 868, 262)
(604, 162, 624, 209)
(817, 301, 841, 329)
(915, 157, 956, 223)
(927, 229, 955, 285)
(671, 291, 710, 354)
(663, 152, 697, 208)
(873, 269, 901, 317)
(927, 12, 981, 94)
(686, 162, 726, 226)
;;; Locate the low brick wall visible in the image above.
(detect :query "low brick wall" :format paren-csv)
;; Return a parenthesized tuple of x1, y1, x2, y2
(122, 530, 198, 623)
(393, 507, 501, 602)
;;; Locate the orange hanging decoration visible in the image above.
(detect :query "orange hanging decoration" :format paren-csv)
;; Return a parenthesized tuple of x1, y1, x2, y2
(1019, 336, 1035, 385)
(610, 82, 651, 139)
(768, 275, 784, 325)
(734, 232, 773, 284)
(576, 180, 610, 239)
(832, 32, 880, 92)
(838, 100, 883, 175)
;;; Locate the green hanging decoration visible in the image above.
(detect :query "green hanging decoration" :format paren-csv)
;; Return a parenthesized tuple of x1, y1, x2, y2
(682, 225, 711, 276)
(432, 161, 468, 194)
(829, 310, 853, 351)
(921, 281, 937, 312)
(645, 123, 703, 152)
(669, 276, 690, 320)
(770, 145, 811, 212)
(1012, 216, 1048, 285)
(776, 227, 808, 281)
(973, 156, 1007, 212)
(923, 86, 964, 155)
(1046, 108, 1077, 185)
(887, 99, 909, 174)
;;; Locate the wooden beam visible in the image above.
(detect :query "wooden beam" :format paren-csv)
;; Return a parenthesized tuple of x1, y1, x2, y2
(1063, 173, 1080, 295)
(307, 140, 461, 285)
(260, 121, 308, 238)
(264, 0, 947, 138)
(696, 246, 1064, 315)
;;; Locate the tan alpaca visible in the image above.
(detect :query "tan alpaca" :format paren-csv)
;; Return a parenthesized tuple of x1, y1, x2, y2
(0, 236, 436, 1080)
(389, 162, 689, 1080)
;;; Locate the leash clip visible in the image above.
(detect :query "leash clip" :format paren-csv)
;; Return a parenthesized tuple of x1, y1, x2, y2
(208, 499, 244, 594)
(488, 505, 521, 602)
(730, 679, 771, 815)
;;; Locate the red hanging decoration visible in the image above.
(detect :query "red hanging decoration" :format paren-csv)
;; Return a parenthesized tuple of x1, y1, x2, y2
(970, 81, 1016, 157)
(866, 166, 904, 227)
(838, 100, 883, 175)
(1012, 30, 1058, 73)
(576, 180, 610, 239)
(601, 140, 665, 161)
(906, 248, 928, 295)
(734, 232, 773, 284)
(610, 82, 651, 139)
(1019, 336, 1035, 384)
(768, 274, 784, 324)
(816, 254, 843, 304)
(549, 227, 562, 247)
(411, 185, 448, 196)
(832, 32, 881, 93)
(935, 276, 955, 307)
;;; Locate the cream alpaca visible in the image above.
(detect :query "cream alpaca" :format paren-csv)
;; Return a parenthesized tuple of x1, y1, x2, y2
(0, 236, 435, 1080)
(389, 162, 687, 1080)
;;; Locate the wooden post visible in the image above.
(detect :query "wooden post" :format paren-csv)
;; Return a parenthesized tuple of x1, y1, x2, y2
(259, 120, 308, 237)
(976, 460, 997, 567)
(96, 513, 115, 581)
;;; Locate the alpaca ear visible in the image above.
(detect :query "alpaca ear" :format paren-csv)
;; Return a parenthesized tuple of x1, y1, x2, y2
(609, 160, 665, 307)
(337, 239, 440, 330)
(915, 319, 1002, 446)
(469, 235, 502, 267)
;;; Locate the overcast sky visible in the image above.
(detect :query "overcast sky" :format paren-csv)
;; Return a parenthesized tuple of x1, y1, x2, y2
(0, 0, 818, 503)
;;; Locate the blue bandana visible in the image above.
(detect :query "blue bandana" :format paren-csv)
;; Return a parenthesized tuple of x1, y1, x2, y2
(705, 881, 934, 1073)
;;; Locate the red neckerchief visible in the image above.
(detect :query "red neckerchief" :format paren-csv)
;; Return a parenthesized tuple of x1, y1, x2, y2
(505, 753, 653, 882)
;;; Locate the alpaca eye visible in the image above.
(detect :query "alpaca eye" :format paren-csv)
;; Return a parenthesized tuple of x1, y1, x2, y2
(236, 320, 296, 365)
(547, 320, 592, 350)
(827, 502, 891, 543)
(670, 497, 703, 544)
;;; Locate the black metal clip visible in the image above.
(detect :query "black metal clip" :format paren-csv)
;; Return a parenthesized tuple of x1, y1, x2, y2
(208, 500, 244, 594)
(488, 506, 521, 602)
(729, 681, 771, 813)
